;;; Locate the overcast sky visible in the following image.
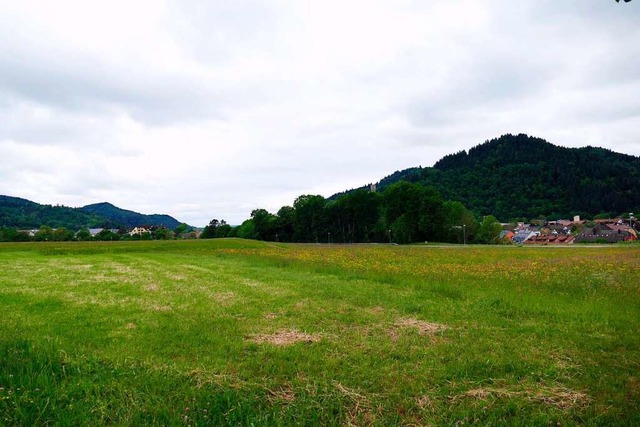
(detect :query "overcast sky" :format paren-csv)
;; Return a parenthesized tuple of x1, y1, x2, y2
(1, 1, 639, 226)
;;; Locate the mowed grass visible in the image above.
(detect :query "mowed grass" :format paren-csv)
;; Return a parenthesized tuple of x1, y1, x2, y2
(1, 239, 639, 426)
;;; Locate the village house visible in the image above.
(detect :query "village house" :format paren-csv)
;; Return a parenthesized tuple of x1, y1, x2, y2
(512, 229, 538, 244)
(87, 228, 118, 237)
(129, 226, 150, 236)
(575, 223, 637, 243)
(525, 234, 575, 245)
(499, 230, 515, 242)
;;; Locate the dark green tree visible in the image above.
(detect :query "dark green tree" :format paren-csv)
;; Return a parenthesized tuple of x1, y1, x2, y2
(382, 182, 425, 244)
(154, 227, 172, 240)
(95, 229, 120, 241)
(173, 223, 189, 238)
(215, 223, 232, 238)
(34, 225, 54, 241)
(251, 209, 277, 241)
(275, 206, 295, 242)
(293, 195, 326, 242)
(476, 215, 503, 244)
(418, 186, 446, 242)
(53, 227, 73, 241)
(201, 219, 226, 239)
(330, 189, 381, 243)
(236, 219, 257, 240)
(0, 227, 31, 242)
(76, 227, 93, 241)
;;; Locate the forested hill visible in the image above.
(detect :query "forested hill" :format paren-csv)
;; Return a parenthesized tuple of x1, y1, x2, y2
(0, 196, 182, 230)
(355, 134, 640, 220)
(0, 196, 104, 229)
(81, 203, 181, 229)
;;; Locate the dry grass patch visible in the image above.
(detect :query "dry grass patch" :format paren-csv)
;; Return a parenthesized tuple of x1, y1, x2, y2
(146, 303, 172, 312)
(212, 291, 236, 304)
(250, 329, 321, 346)
(334, 381, 379, 426)
(415, 395, 436, 412)
(240, 278, 263, 287)
(368, 306, 385, 315)
(104, 262, 137, 275)
(266, 384, 296, 404)
(453, 384, 591, 411)
(64, 264, 94, 271)
(264, 312, 282, 320)
(392, 318, 449, 339)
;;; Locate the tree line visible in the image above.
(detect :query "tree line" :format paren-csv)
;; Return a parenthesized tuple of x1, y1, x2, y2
(203, 181, 505, 245)
(0, 225, 187, 242)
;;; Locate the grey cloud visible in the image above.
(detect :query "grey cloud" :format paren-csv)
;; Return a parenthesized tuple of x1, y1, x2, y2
(0, 52, 228, 126)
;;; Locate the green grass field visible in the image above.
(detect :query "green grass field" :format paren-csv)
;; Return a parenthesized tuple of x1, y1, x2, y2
(1, 239, 639, 426)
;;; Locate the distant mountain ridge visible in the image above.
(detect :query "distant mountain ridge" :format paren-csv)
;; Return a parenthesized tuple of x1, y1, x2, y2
(80, 202, 181, 229)
(334, 134, 640, 220)
(0, 196, 183, 230)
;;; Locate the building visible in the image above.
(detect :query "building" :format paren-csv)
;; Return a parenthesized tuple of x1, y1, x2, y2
(575, 224, 636, 243)
(524, 234, 575, 245)
(129, 227, 150, 236)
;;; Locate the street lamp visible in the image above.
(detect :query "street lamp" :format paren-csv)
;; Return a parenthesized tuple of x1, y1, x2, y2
(388, 229, 392, 244)
(452, 225, 467, 245)
(328, 232, 331, 244)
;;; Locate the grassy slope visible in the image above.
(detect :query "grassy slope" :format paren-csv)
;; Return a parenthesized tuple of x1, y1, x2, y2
(1, 239, 639, 425)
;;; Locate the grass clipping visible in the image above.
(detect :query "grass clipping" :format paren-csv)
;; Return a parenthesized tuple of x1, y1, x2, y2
(250, 329, 321, 346)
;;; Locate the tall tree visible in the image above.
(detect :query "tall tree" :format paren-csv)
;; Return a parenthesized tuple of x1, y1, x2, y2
(293, 195, 326, 242)
(201, 219, 226, 239)
(418, 186, 446, 242)
(76, 227, 93, 241)
(441, 201, 477, 243)
(476, 215, 503, 244)
(251, 209, 277, 241)
(382, 182, 425, 244)
(275, 206, 295, 242)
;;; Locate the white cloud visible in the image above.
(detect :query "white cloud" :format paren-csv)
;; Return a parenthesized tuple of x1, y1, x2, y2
(1, 0, 639, 226)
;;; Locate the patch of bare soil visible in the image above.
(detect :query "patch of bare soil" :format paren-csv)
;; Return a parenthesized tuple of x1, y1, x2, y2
(250, 329, 321, 346)
(145, 283, 159, 292)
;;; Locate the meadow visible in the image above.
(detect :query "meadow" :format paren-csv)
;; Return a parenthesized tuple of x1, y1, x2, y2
(0, 239, 639, 426)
